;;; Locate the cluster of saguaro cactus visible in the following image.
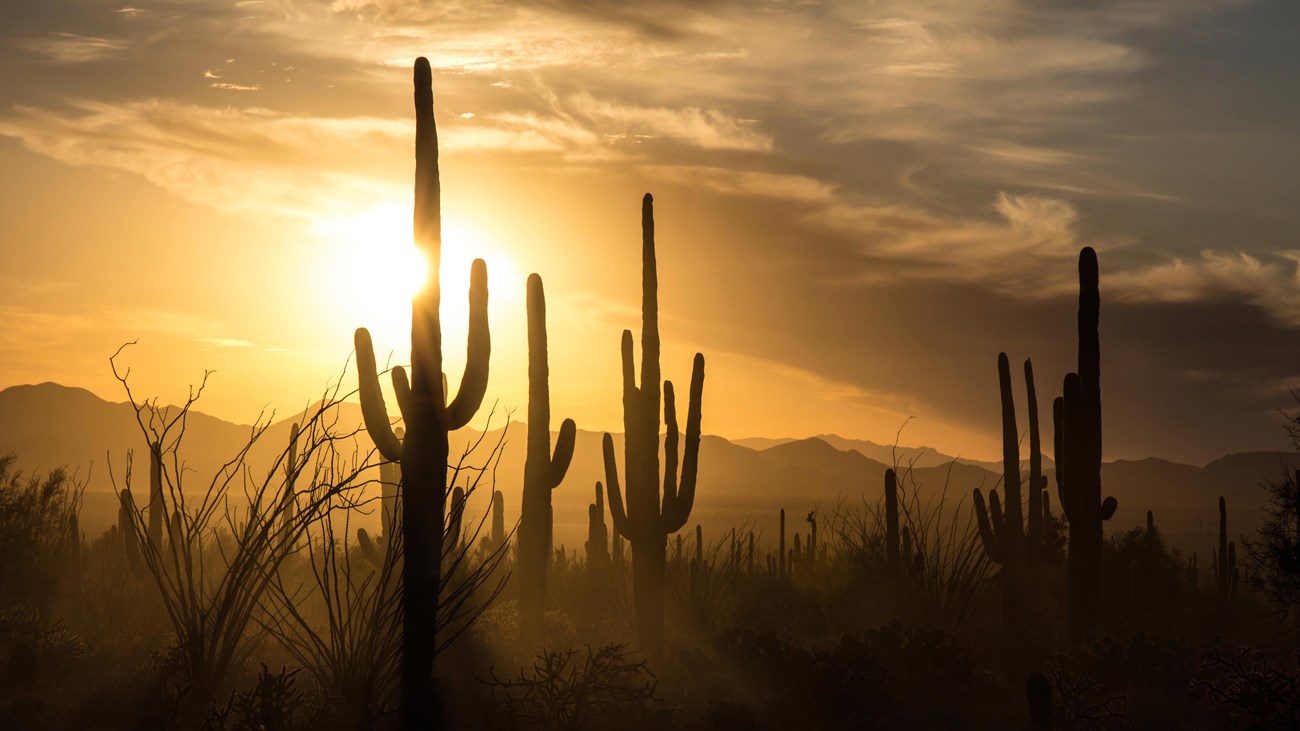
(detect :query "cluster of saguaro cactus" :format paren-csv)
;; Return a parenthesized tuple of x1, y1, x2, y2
(518, 273, 577, 643)
(354, 57, 490, 728)
(1054, 247, 1118, 642)
(602, 194, 706, 653)
(974, 353, 1055, 628)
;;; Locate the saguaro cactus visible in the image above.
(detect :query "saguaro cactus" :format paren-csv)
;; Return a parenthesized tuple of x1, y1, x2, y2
(586, 482, 609, 568)
(148, 441, 164, 548)
(974, 352, 1037, 627)
(603, 194, 706, 653)
(885, 469, 900, 566)
(491, 489, 505, 551)
(1215, 496, 1237, 623)
(354, 57, 490, 729)
(1054, 247, 1117, 642)
(379, 427, 403, 537)
(518, 273, 577, 643)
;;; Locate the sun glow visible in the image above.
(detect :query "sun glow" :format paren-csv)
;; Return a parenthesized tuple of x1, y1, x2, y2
(311, 202, 523, 356)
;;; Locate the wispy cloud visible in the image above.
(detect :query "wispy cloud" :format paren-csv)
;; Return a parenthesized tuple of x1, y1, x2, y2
(20, 32, 129, 63)
(1110, 251, 1300, 328)
(0, 101, 410, 219)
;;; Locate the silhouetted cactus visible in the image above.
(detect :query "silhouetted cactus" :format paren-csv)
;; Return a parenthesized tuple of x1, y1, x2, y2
(449, 486, 466, 558)
(586, 482, 609, 569)
(518, 273, 577, 642)
(806, 511, 817, 564)
(380, 427, 403, 537)
(280, 424, 299, 547)
(602, 194, 706, 653)
(1215, 496, 1236, 623)
(973, 352, 1038, 627)
(353, 57, 490, 728)
(885, 469, 900, 566)
(779, 508, 787, 579)
(613, 532, 625, 574)
(119, 488, 144, 577)
(147, 440, 164, 548)
(1054, 247, 1117, 642)
(491, 489, 505, 551)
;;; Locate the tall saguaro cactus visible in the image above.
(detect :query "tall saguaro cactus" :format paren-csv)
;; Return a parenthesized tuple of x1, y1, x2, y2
(518, 273, 578, 643)
(974, 352, 1029, 627)
(354, 57, 490, 729)
(1054, 247, 1117, 642)
(603, 193, 706, 653)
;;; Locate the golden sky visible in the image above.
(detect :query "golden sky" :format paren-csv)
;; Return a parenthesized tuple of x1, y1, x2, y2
(2, 0, 1299, 463)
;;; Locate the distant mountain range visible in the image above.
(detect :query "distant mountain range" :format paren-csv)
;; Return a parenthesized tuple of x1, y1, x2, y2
(1, 382, 1292, 561)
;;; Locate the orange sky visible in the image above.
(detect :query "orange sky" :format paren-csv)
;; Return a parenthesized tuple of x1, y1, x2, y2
(2, 1, 1300, 464)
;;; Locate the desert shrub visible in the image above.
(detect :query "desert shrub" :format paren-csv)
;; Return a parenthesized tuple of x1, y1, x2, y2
(205, 663, 310, 731)
(0, 455, 81, 615)
(687, 620, 1007, 730)
(1192, 646, 1300, 729)
(486, 643, 661, 731)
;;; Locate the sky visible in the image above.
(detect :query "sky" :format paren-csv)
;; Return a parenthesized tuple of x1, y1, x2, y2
(1, 0, 1299, 465)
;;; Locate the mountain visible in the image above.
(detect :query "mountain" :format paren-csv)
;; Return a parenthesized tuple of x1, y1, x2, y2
(0, 382, 1289, 558)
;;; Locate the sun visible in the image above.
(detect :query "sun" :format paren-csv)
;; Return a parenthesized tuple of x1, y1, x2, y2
(310, 202, 522, 354)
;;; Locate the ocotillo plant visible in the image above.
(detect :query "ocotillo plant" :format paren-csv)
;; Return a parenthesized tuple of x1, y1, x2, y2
(518, 273, 577, 643)
(586, 482, 609, 568)
(603, 193, 706, 653)
(354, 57, 490, 729)
(1054, 247, 1117, 642)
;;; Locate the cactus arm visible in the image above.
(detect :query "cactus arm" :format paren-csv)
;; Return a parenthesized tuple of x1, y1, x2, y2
(1052, 395, 1067, 519)
(640, 194, 660, 399)
(621, 329, 638, 401)
(1025, 358, 1042, 548)
(357, 528, 384, 568)
(662, 354, 704, 533)
(1101, 496, 1117, 520)
(355, 328, 404, 462)
(447, 258, 490, 430)
(391, 366, 411, 423)
(549, 418, 576, 489)
(661, 380, 680, 517)
(602, 437, 633, 539)
(989, 490, 1005, 536)
(997, 352, 1024, 544)
(973, 488, 1001, 563)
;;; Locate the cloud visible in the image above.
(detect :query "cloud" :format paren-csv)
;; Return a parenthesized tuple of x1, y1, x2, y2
(1109, 250, 1300, 328)
(0, 100, 411, 219)
(20, 32, 129, 63)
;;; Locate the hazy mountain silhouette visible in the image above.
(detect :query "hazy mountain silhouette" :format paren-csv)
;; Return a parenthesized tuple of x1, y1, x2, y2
(0, 382, 1289, 556)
